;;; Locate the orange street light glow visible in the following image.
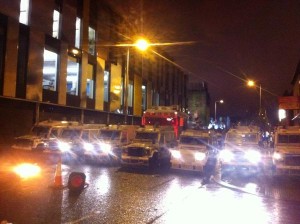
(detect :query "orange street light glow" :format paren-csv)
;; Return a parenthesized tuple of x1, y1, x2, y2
(247, 80, 255, 87)
(13, 163, 41, 179)
(135, 39, 149, 51)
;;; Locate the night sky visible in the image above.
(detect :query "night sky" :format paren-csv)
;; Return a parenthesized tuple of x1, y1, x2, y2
(108, 0, 300, 124)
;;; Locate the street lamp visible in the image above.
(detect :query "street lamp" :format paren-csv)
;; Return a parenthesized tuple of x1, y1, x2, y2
(124, 38, 149, 124)
(247, 80, 262, 116)
(214, 99, 224, 122)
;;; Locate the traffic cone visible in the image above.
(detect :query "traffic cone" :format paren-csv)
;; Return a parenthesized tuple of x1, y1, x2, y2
(53, 158, 63, 188)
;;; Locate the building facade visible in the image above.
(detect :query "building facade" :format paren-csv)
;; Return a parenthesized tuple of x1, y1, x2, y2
(0, 0, 188, 145)
(289, 60, 300, 125)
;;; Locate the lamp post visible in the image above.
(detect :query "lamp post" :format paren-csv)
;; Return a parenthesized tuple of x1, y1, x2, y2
(124, 47, 130, 124)
(124, 38, 149, 124)
(214, 99, 224, 122)
(247, 80, 262, 116)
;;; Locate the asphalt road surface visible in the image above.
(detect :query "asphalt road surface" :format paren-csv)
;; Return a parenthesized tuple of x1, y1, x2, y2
(1, 150, 300, 224)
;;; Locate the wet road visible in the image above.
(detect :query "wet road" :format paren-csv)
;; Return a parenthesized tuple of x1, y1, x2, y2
(1, 150, 300, 224)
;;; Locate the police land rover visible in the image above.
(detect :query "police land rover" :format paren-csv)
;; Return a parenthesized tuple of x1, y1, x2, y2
(272, 126, 300, 176)
(170, 129, 219, 173)
(12, 120, 79, 151)
(219, 125, 263, 176)
(84, 124, 138, 164)
(121, 125, 177, 169)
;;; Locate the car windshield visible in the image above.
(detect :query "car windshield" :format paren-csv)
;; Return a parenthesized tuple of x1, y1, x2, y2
(144, 117, 176, 126)
(226, 133, 258, 144)
(60, 129, 81, 139)
(98, 130, 121, 140)
(278, 134, 300, 144)
(49, 128, 60, 138)
(135, 132, 158, 143)
(31, 126, 50, 137)
(180, 136, 209, 145)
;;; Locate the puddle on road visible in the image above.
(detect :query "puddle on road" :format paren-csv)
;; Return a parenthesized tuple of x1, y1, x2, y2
(220, 174, 300, 202)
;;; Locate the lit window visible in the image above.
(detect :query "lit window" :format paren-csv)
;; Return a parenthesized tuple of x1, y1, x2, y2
(19, 0, 30, 25)
(120, 79, 124, 105)
(42, 49, 58, 91)
(88, 27, 96, 55)
(67, 56, 79, 95)
(128, 81, 133, 107)
(75, 17, 81, 48)
(87, 64, 94, 99)
(278, 109, 286, 121)
(142, 85, 146, 110)
(53, 10, 60, 38)
(104, 71, 109, 102)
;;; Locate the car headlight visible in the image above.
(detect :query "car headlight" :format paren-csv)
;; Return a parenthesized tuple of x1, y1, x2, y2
(195, 152, 206, 161)
(273, 152, 283, 161)
(171, 150, 181, 159)
(219, 150, 234, 163)
(245, 150, 261, 163)
(58, 141, 71, 152)
(83, 142, 94, 151)
(98, 143, 112, 154)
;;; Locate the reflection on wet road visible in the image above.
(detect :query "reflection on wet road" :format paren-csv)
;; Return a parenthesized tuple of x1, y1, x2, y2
(1, 150, 300, 223)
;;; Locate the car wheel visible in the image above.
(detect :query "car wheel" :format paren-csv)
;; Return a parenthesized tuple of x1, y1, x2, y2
(160, 158, 171, 170)
(149, 153, 159, 170)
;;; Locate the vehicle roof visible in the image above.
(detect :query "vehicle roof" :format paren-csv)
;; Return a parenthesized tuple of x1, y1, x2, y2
(36, 120, 79, 127)
(101, 124, 139, 131)
(276, 126, 300, 134)
(180, 129, 213, 137)
(143, 105, 188, 117)
(137, 125, 174, 132)
(227, 125, 260, 134)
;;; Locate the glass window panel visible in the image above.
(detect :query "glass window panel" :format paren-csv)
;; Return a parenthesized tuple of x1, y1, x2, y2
(142, 85, 146, 110)
(278, 135, 288, 143)
(19, 0, 29, 25)
(104, 71, 109, 102)
(128, 81, 133, 107)
(289, 135, 300, 143)
(67, 56, 79, 95)
(88, 27, 95, 55)
(120, 78, 124, 106)
(42, 49, 58, 91)
(75, 17, 81, 48)
(53, 10, 60, 38)
(87, 64, 94, 99)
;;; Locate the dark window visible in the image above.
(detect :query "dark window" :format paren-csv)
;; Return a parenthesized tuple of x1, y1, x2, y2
(0, 14, 7, 95)
(277, 134, 300, 144)
(16, 24, 29, 98)
(289, 135, 300, 143)
(179, 136, 209, 146)
(98, 130, 121, 140)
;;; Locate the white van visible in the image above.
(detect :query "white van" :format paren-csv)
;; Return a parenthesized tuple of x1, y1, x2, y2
(171, 129, 218, 172)
(84, 125, 138, 163)
(272, 126, 300, 176)
(219, 125, 263, 176)
(121, 125, 177, 169)
(12, 120, 79, 151)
